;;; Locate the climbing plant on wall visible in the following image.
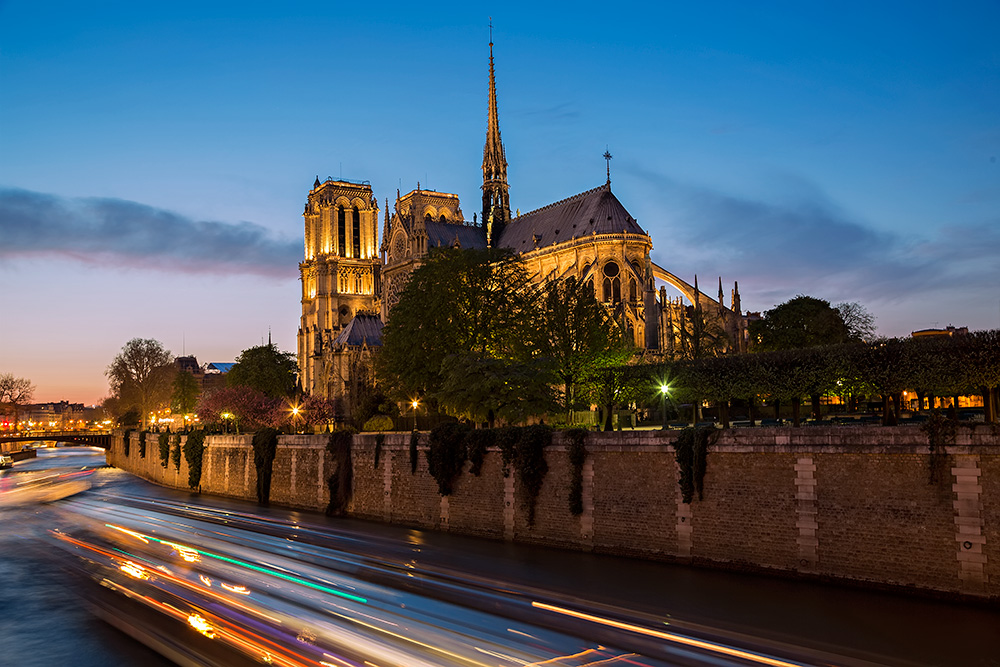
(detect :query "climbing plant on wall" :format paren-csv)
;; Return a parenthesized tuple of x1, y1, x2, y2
(921, 410, 955, 487)
(464, 428, 495, 477)
(122, 429, 133, 457)
(138, 431, 147, 458)
(409, 430, 419, 474)
(674, 427, 714, 503)
(158, 431, 170, 468)
(373, 433, 384, 469)
(326, 428, 354, 515)
(171, 434, 182, 471)
(427, 422, 471, 495)
(252, 427, 280, 505)
(183, 431, 207, 489)
(565, 428, 588, 516)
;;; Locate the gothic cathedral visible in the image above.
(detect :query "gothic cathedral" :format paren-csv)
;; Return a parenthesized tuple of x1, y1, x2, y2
(298, 40, 747, 416)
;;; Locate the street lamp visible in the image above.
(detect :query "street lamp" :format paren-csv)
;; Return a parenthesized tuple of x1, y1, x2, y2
(291, 405, 301, 434)
(411, 399, 419, 431)
(660, 384, 670, 431)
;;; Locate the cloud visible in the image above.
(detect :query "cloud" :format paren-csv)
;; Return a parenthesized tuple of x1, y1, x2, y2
(0, 187, 300, 277)
(630, 168, 999, 311)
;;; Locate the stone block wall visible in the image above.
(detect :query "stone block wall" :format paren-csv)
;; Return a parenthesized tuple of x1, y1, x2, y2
(107, 426, 1000, 600)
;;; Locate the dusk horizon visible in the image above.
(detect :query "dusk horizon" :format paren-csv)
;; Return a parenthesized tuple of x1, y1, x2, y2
(3, 1, 999, 404)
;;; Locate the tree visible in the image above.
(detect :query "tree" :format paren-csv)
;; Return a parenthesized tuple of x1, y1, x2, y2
(836, 301, 877, 343)
(0, 373, 35, 430)
(436, 354, 557, 427)
(377, 247, 537, 406)
(171, 370, 201, 416)
(197, 386, 283, 433)
(531, 276, 633, 415)
(106, 338, 175, 429)
(750, 295, 851, 352)
(227, 343, 298, 398)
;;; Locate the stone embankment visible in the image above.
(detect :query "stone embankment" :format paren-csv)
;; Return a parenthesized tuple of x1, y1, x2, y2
(108, 426, 1000, 600)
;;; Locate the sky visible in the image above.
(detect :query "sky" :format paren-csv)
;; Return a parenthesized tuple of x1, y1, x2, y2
(2, 1, 999, 405)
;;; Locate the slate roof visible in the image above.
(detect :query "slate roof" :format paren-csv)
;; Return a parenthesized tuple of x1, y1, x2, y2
(333, 313, 384, 347)
(424, 220, 488, 250)
(205, 362, 234, 373)
(498, 183, 646, 253)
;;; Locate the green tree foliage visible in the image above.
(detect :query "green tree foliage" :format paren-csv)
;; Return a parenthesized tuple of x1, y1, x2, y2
(171, 370, 201, 415)
(436, 354, 557, 427)
(106, 338, 176, 428)
(183, 431, 207, 489)
(679, 301, 730, 360)
(227, 343, 298, 398)
(532, 277, 633, 412)
(378, 247, 539, 417)
(584, 363, 648, 431)
(750, 296, 851, 351)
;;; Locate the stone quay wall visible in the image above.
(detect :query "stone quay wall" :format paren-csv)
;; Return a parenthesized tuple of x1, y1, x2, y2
(108, 426, 1000, 600)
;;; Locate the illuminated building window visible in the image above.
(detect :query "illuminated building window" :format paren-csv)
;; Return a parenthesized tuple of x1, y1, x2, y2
(603, 262, 621, 303)
(338, 206, 346, 256)
(352, 207, 361, 258)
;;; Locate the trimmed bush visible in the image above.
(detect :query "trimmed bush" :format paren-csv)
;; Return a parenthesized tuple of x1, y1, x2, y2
(362, 414, 394, 432)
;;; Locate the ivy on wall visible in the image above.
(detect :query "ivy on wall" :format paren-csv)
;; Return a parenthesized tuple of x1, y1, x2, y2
(183, 431, 207, 490)
(158, 432, 170, 468)
(373, 433, 384, 469)
(921, 410, 955, 487)
(464, 428, 495, 476)
(513, 425, 552, 526)
(171, 434, 182, 471)
(138, 431, 147, 459)
(427, 423, 471, 495)
(252, 427, 280, 505)
(409, 430, 419, 474)
(565, 428, 588, 516)
(326, 429, 354, 516)
(675, 427, 714, 503)
(122, 429, 133, 457)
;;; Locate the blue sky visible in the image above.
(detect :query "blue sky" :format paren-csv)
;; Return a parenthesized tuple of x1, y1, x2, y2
(2, 1, 998, 403)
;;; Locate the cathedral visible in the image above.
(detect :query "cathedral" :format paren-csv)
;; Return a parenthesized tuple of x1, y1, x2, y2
(298, 40, 747, 414)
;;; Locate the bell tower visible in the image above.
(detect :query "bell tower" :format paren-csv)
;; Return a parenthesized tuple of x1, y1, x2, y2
(481, 29, 511, 247)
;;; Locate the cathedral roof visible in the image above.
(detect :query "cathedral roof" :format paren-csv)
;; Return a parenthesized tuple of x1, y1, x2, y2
(333, 313, 384, 347)
(424, 220, 488, 250)
(497, 182, 646, 253)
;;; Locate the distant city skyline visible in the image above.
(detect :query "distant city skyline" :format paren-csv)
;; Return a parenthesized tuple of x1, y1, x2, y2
(2, 1, 998, 404)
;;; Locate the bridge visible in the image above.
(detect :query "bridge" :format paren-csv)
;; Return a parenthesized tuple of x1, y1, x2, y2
(0, 430, 112, 451)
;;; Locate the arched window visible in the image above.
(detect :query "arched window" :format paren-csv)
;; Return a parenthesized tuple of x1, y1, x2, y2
(629, 278, 637, 302)
(425, 213, 432, 222)
(440, 214, 447, 222)
(603, 262, 621, 303)
(337, 206, 346, 256)
(352, 207, 361, 258)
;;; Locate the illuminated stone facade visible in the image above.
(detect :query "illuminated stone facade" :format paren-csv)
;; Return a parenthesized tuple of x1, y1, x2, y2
(297, 179, 382, 401)
(298, 41, 748, 415)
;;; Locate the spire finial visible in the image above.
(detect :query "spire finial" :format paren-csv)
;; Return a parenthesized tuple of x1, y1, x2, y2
(604, 147, 613, 184)
(482, 21, 510, 246)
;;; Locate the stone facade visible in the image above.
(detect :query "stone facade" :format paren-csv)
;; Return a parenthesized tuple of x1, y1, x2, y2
(297, 44, 749, 413)
(297, 179, 382, 404)
(109, 426, 1000, 600)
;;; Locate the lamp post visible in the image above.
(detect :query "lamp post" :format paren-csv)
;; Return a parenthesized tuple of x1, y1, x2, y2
(411, 399, 419, 431)
(660, 384, 670, 431)
(291, 406, 301, 434)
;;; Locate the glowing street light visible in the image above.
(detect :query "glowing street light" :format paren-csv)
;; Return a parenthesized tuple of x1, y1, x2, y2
(290, 405, 302, 433)
(411, 399, 420, 431)
(660, 383, 671, 431)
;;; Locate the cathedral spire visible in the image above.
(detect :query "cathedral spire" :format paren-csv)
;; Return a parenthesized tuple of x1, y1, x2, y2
(482, 21, 510, 247)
